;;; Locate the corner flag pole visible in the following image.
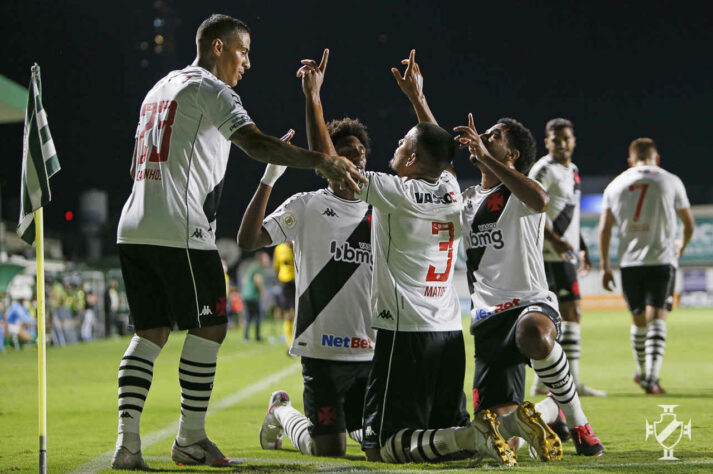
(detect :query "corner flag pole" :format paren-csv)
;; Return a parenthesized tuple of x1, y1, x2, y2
(16, 63, 60, 474)
(36, 207, 47, 474)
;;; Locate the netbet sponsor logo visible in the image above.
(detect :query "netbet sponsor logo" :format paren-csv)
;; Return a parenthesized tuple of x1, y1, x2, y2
(330, 240, 372, 265)
(474, 298, 521, 321)
(321, 334, 374, 350)
(414, 191, 458, 204)
(468, 222, 504, 250)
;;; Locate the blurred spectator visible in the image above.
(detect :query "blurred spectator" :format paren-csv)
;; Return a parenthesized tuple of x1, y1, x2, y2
(227, 286, 244, 327)
(5, 298, 37, 348)
(273, 242, 296, 345)
(104, 279, 120, 337)
(241, 251, 270, 342)
(82, 285, 97, 341)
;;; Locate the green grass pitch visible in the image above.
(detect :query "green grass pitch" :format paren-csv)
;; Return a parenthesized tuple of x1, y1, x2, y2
(1, 308, 712, 473)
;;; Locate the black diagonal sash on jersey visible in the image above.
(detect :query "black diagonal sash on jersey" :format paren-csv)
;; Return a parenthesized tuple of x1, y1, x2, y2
(465, 186, 512, 296)
(294, 206, 372, 339)
(202, 177, 225, 227)
(551, 203, 574, 236)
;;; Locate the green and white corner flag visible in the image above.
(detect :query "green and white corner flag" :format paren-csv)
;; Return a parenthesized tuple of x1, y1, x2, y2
(17, 64, 60, 245)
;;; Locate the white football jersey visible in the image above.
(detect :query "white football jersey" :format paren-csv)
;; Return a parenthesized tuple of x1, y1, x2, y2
(461, 184, 558, 329)
(602, 165, 690, 268)
(118, 66, 253, 250)
(529, 155, 581, 262)
(263, 188, 375, 361)
(355, 170, 462, 332)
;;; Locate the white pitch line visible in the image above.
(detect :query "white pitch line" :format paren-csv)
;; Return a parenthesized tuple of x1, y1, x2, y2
(218, 345, 272, 362)
(70, 363, 300, 474)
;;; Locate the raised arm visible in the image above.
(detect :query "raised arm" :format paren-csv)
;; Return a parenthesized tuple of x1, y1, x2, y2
(454, 113, 549, 212)
(297, 49, 337, 155)
(392, 49, 437, 125)
(598, 208, 616, 291)
(237, 130, 294, 251)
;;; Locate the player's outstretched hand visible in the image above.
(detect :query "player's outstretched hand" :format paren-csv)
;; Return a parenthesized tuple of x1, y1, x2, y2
(391, 49, 424, 100)
(297, 49, 329, 98)
(260, 129, 295, 186)
(317, 154, 366, 194)
(602, 268, 616, 291)
(454, 113, 490, 163)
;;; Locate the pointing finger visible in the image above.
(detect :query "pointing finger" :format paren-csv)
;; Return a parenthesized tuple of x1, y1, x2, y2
(404, 49, 415, 76)
(319, 48, 329, 72)
(280, 129, 295, 142)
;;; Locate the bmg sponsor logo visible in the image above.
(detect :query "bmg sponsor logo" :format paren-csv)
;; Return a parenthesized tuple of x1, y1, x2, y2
(330, 240, 372, 265)
(321, 334, 374, 349)
(468, 223, 504, 250)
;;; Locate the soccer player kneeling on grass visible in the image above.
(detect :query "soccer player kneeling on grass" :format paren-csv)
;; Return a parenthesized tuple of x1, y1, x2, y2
(238, 49, 374, 457)
(352, 50, 520, 467)
(454, 113, 604, 458)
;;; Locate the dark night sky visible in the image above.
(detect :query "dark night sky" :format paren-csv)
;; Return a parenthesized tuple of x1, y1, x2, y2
(1, 0, 712, 254)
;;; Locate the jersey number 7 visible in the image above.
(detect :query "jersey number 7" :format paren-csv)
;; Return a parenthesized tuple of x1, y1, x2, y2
(137, 100, 178, 164)
(628, 183, 649, 222)
(426, 221, 454, 282)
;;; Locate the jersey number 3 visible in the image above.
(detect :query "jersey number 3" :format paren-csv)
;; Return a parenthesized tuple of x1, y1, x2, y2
(137, 100, 178, 164)
(426, 221, 454, 282)
(628, 183, 649, 222)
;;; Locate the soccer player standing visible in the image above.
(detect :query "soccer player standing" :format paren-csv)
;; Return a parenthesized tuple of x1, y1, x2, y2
(598, 138, 694, 394)
(238, 50, 374, 457)
(112, 14, 362, 469)
(528, 119, 606, 397)
(455, 114, 604, 458)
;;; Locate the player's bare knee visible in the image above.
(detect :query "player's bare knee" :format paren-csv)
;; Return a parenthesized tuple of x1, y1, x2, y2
(632, 311, 647, 327)
(189, 323, 227, 344)
(516, 313, 555, 359)
(560, 301, 580, 322)
(647, 305, 667, 322)
(136, 327, 170, 347)
(489, 402, 518, 416)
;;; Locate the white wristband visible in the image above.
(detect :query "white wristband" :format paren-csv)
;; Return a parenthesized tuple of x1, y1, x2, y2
(260, 164, 287, 187)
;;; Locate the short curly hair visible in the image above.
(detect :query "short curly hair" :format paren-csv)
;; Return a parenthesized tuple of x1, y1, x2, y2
(327, 117, 371, 155)
(498, 118, 537, 174)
